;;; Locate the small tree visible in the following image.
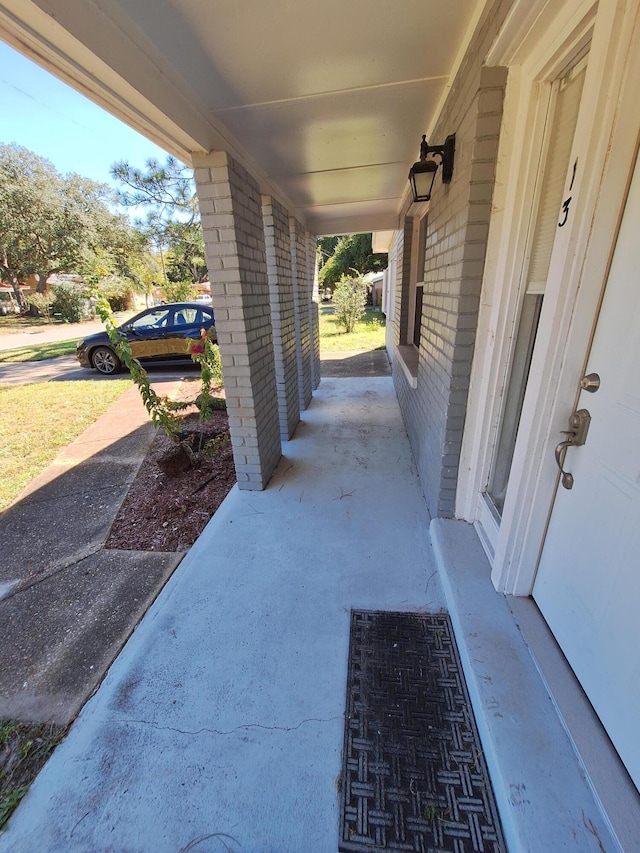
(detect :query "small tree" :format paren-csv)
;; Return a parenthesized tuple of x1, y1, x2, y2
(333, 274, 367, 333)
(99, 275, 134, 311)
(25, 292, 55, 320)
(163, 279, 197, 303)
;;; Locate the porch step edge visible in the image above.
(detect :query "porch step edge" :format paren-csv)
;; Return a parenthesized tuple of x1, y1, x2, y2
(430, 517, 618, 853)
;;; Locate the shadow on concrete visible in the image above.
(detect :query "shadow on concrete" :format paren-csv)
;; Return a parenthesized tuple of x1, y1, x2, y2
(320, 347, 391, 377)
(0, 422, 182, 725)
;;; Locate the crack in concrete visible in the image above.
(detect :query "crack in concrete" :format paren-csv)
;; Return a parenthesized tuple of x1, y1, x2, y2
(111, 715, 342, 737)
(0, 547, 103, 604)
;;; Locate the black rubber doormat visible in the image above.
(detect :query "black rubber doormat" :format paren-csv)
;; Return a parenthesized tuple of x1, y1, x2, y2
(339, 610, 505, 852)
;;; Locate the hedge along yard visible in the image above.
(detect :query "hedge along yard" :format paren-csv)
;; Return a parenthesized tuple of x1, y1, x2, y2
(0, 379, 131, 510)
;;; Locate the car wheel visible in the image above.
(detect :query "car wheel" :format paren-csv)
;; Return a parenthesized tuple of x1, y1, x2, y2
(91, 346, 121, 375)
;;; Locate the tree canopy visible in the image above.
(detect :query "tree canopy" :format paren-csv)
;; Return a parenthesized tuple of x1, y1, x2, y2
(110, 156, 208, 284)
(0, 143, 142, 302)
(318, 233, 387, 289)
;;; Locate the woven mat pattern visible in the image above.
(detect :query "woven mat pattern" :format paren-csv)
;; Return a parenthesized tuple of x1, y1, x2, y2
(339, 610, 505, 852)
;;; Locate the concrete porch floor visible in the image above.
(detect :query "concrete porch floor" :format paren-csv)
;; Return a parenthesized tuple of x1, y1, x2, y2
(0, 377, 624, 852)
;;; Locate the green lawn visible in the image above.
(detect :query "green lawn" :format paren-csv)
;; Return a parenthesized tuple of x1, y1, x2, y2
(318, 306, 386, 352)
(0, 379, 131, 510)
(0, 314, 50, 333)
(0, 339, 79, 363)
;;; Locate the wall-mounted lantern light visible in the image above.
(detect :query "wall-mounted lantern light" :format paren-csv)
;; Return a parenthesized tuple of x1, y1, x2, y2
(408, 134, 456, 203)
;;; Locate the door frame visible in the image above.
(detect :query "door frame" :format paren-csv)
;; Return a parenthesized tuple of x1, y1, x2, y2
(456, 0, 640, 594)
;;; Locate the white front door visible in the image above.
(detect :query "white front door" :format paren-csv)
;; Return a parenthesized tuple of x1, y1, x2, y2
(533, 151, 640, 790)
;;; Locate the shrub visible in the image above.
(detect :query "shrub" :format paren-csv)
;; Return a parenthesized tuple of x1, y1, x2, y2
(99, 275, 135, 312)
(51, 283, 87, 323)
(25, 292, 55, 320)
(332, 274, 367, 333)
(163, 280, 197, 303)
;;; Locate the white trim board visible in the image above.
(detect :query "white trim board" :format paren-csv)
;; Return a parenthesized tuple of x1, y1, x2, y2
(456, 0, 640, 595)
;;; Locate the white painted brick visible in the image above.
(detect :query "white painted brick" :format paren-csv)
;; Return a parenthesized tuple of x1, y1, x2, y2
(193, 166, 211, 183)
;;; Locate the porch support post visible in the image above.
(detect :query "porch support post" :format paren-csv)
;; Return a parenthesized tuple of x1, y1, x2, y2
(262, 195, 300, 440)
(308, 233, 321, 390)
(193, 151, 281, 490)
(290, 217, 313, 409)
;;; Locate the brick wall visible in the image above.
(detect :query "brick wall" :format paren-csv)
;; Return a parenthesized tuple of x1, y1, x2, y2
(385, 232, 404, 355)
(262, 195, 300, 440)
(194, 151, 281, 490)
(393, 1, 510, 517)
(290, 217, 313, 410)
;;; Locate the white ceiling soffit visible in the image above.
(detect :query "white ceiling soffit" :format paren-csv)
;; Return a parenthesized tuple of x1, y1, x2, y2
(372, 231, 396, 254)
(0, 0, 487, 235)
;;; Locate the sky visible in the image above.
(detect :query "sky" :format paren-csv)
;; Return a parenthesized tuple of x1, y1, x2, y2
(0, 40, 170, 190)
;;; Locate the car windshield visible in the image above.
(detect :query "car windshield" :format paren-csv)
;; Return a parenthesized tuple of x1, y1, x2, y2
(130, 308, 172, 330)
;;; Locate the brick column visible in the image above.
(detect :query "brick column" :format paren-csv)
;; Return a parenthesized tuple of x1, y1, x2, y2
(193, 151, 281, 490)
(308, 233, 321, 389)
(262, 195, 300, 440)
(290, 217, 312, 410)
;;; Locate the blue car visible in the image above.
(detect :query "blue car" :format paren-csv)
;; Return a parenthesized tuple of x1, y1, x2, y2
(76, 302, 216, 375)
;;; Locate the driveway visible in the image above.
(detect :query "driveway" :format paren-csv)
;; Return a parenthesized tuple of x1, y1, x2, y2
(0, 317, 137, 384)
(0, 355, 198, 385)
(0, 314, 141, 351)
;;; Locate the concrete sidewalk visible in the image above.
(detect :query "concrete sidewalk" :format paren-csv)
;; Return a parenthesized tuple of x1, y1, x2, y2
(0, 377, 620, 852)
(0, 381, 183, 724)
(0, 377, 443, 852)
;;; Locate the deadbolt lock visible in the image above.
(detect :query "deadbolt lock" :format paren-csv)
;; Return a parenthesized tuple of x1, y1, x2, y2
(564, 408, 591, 446)
(580, 372, 601, 393)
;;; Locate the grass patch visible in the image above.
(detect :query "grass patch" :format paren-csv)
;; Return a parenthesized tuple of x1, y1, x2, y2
(0, 315, 50, 334)
(0, 340, 79, 363)
(319, 306, 386, 353)
(0, 379, 131, 510)
(0, 720, 66, 830)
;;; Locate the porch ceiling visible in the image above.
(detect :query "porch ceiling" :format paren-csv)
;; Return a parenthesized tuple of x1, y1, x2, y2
(0, 0, 486, 235)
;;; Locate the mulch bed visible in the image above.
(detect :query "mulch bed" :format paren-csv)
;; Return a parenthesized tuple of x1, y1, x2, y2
(106, 407, 236, 553)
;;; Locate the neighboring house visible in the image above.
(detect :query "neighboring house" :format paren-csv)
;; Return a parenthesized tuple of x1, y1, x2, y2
(2, 0, 638, 839)
(363, 271, 384, 308)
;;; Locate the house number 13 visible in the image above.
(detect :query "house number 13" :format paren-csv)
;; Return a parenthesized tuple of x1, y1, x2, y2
(558, 159, 578, 228)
